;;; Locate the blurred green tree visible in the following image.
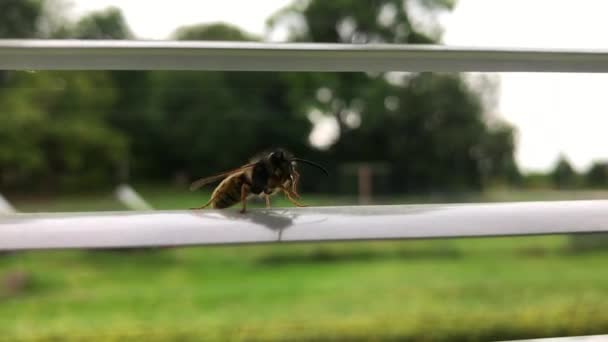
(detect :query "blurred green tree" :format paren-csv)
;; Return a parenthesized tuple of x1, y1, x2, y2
(174, 22, 255, 41)
(268, 0, 452, 43)
(268, 0, 453, 131)
(69, 7, 133, 39)
(477, 122, 521, 187)
(551, 154, 578, 189)
(0, 0, 520, 194)
(0, 71, 127, 189)
(585, 161, 608, 188)
(0, 0, 45, 84)
(0, 0, 43, 38)
(63, 7, 152, 181)
(0, 4, 128, 189)
(268, 0, 518, 192)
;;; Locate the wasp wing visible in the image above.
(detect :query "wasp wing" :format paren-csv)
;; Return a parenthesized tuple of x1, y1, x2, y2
(189, 163, 257, 191)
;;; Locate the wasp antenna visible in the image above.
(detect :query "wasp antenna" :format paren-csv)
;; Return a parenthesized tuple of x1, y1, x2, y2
(290, 158, 329, 176)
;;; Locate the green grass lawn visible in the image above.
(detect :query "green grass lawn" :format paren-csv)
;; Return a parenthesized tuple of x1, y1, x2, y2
(2, 187, 608, 341)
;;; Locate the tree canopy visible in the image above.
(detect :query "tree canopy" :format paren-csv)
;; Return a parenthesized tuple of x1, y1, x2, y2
(0, 0, 520, 194)
(267, 0, 519, 192)
(551, 155, 578, 189)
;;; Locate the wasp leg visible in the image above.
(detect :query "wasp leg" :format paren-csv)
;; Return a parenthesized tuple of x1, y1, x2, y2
(240, 183, 251, 213)
(191, 192, 220, 210)
(291, 170, 301, 199)
(282, 187, 307, 207)
(265, 194, 271, 208)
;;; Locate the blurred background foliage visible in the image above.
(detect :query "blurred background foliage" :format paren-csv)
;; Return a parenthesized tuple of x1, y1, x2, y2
(0, 0, 537, 195)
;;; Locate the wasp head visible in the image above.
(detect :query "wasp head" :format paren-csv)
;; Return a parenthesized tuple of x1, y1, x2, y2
(267, 149, 295, 179)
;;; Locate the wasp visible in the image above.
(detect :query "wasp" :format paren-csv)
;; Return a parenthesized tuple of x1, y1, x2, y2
(190, 149, 328, 213)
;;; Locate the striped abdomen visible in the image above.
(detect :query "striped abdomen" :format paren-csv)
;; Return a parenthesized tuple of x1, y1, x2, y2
(211, 174, 247, 209)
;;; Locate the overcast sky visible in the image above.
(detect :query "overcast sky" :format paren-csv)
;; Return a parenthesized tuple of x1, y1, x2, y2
(68, 0, 608, 172)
